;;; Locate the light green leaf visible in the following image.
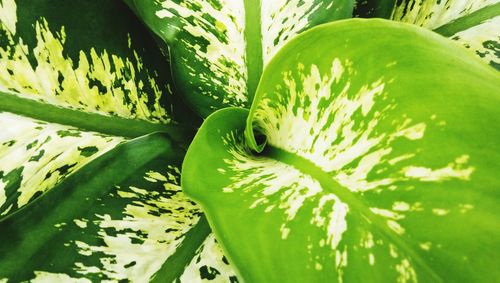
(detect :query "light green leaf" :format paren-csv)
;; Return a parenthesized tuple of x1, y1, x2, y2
(0, 133, 237, 282)
(182, 19, 500, 282)
(124, 0, 356, 117)
(356, 0, 500, 69)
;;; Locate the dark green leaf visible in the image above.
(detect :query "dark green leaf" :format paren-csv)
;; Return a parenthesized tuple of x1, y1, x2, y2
(0, 133, 237, 282)
(0, 0, 196, 217)
(0, 2, 224, 280)
(356, 0, 500, 69)
(124, 0, 356, 116)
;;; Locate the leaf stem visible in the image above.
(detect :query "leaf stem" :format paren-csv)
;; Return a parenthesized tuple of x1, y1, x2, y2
(244, 0, 263, 104)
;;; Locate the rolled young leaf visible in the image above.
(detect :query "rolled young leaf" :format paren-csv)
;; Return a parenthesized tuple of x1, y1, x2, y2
(182, 19, 500, 282)
(123, 0, 356, 117)
(355, 0, 500, 69)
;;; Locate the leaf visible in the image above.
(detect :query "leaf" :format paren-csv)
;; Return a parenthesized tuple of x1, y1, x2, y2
(182, 19, 500, 282)
(124, 0, 356, 117)
(355, 0, 500, 69)
(0, 0, 196, 217)
(0, 133, 238, 282)
(0, 112, 125, 218)
(0, 1, 237, 280)
(0, 0, 195, 125)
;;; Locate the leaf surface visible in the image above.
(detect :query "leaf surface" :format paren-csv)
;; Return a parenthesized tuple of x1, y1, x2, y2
(0, 133, 237, 282)
(182, 19, 500, 282)
(356, 0, 500, 69)
(124, 0, 356, 116)
(0, 1, 234, 280)
(0, 0, 195, 217)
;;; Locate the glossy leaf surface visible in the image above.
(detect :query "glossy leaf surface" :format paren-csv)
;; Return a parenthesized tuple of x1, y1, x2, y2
(0, 0, 194, 218)
(0, 1, 232, 281)
(183, 19, 500, 282)
(124, 0, 356, 116)
(0, 133, 237, 282)
(356, 0, 500, 69)
(0, 0, 192, 124)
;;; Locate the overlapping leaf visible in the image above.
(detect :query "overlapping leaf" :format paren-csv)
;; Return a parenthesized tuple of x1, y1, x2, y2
(0, 0, 194, 218)
(0, 133, 238, 282)
(356, 0, 500, 69)
(124, 0, 356, 116)
(182, 19, 500, 282)
(0, 0, 237, 281)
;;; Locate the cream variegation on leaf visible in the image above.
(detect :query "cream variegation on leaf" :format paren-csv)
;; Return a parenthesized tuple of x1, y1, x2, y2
(124, 0, 355, 116)
(182, 19, 500, 282)
(361, 0, 500, 69)
(0, 0, 235, 282)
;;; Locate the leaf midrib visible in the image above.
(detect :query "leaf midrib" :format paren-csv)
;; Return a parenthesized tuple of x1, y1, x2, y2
(433, 2, 500, 36)
(0, 134, 177, 278)
(244, 0, 263, 103)
(265, 145, 443, 282)
(0, 90, 194, 142)
(151, 216, 211, 283)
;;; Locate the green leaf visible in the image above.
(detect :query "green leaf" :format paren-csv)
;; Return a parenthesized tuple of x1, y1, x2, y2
(0, 133, 238, 282)
(0, 0, 197, 126)
(356, 0, 500, 69)
(0, 0, 196, 217)
(124, 0, 356, 117)
(0, 1, 235, 280)
(182, 19, 500, 282)
(0, 112, 125, 218)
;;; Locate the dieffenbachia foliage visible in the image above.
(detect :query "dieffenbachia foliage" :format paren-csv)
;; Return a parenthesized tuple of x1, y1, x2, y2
(356, 0, 500, 70)
(0, 0, 191, 220)
(0, 0, 236, 281)
(182, 19, 500, 282)
(0, 134, 238, 282)
(123, 0, 356, 117)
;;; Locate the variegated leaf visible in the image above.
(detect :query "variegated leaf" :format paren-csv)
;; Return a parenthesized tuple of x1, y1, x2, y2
(0, 1, 231, 281)
(0, 0, 195, 217)
(124, 0, 356, 117)
(0, 112, 124, 217)
(356, 0, 500, 69)
(182, 19, 500, 282)
(0, 133, 237, 282)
